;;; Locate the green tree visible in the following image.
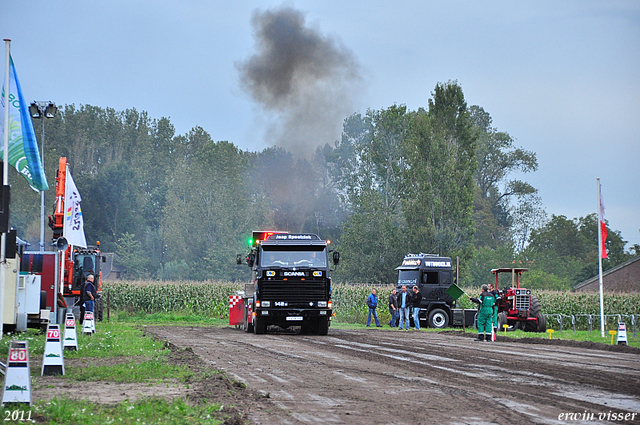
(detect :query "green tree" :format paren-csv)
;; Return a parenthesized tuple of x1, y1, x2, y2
(469, 105, 539, 249)
(115, 232, 150, 279)
(403, 81, 477, 258)
(326, 105, 410, 282)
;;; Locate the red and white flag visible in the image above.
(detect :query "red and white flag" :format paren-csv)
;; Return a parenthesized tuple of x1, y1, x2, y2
(598, 183, 607, 259)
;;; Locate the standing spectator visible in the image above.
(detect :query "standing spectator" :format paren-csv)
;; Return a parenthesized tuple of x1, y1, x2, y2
(84, 274, 96, 314)
(366, 289, 382, 327)
(411, 286, 423, 330)
(397, 285, 412, 330)
(470, 284, 496, 341)
(488, 283, 500, 334)
(388, 289, 398, 327)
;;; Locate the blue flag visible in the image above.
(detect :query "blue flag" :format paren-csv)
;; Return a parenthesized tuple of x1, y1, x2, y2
(0, 54, 49, 191)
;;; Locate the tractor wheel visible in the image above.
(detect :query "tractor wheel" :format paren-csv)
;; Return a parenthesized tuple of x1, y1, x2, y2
(497, 312, 508, 331)
(526, 295, 543, 332)
(530, 295, 542, 317)
(428, 309, 449, 329)
(95, 298, 104, 322)
(254, 317, 267, 334)
(536, 313, 547, 333)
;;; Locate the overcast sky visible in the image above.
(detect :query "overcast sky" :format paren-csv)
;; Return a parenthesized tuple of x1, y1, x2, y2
(3, 1, 639, 247)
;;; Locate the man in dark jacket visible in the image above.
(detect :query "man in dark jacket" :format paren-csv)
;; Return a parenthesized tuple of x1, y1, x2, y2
(388, 289, 398, 327)
(84, 274, 96, 313)
(411, 286, 423, 330)
(366, 289, 382, 327)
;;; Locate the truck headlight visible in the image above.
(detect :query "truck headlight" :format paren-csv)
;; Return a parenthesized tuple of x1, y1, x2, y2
(262, 301, 270, 307)
(256, 300, 261, 308)
(266, 271, 275, 277)
(328, 300, 332, 309)
(317, 301, 327, 308)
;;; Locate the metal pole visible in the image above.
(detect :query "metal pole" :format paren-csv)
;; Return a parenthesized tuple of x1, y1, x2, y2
(1, 39, 12, 338)
(40, 115, 45, 251)
(597, 178, 605, 337)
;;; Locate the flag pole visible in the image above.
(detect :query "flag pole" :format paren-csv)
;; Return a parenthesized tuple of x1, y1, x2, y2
(1, 39, 12, 338)
(597, 178, 605, 338)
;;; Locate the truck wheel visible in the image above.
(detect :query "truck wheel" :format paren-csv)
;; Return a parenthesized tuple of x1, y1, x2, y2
(317, 319, 329, 335)
(536, 313, 547, 333)
(428, 309, 449, 329)
(254, 317, 266, 334)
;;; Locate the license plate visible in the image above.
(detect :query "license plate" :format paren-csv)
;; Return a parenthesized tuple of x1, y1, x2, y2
(286, 316, 303, 321)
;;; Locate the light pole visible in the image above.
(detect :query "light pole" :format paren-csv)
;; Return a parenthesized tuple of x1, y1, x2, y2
(29, 101, 57, 252)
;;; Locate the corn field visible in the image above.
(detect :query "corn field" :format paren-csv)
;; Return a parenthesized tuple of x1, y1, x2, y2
(104, 281, 640, 330)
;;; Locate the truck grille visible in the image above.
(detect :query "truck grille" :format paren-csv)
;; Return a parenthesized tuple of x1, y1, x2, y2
(260, 280, 327, 304)
(515, 295, 530, 311)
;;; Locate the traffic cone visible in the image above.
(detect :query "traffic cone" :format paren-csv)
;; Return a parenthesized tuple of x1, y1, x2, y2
(63, 313, 78, 351)
(617, 323, 628, 345)
(41, 324, 65, 376)
(2, 341, 31, 405)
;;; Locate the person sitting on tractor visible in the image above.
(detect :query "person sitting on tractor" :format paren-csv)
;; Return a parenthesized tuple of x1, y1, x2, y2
(470, 285, 496, 342)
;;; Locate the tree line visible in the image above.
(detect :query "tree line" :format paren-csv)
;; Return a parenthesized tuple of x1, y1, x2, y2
(10, 81, 638, 289)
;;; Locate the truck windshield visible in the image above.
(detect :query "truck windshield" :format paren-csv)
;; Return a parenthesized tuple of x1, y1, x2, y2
(260, 247, 327, 267)
(397, 270, 420, 287)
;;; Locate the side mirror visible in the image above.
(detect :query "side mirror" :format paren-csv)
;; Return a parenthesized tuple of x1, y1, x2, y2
(247, 253, 255, 267)
(332, 251, 340, 266)
(236, 254, 243, 265)
(102, 255, 106, 263)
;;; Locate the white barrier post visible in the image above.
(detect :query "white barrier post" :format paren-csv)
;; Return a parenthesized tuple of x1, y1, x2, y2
(2, 341, 31, 405)
(41, 324, 65, 376)
(63, 313, 78, 351)
(617, 322, 628, 345)
(82, 311, 94, 335)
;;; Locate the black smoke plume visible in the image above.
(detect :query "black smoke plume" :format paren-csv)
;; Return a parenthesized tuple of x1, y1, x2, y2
(237, 6, 361, 157)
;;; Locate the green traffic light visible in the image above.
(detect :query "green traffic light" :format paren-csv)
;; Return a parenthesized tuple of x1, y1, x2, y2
(248, 238, 253, 245)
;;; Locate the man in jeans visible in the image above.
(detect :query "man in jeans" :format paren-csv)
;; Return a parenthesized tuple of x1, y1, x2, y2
(388, 288, 398, 327)
(366, 289, 382, 327)
(412, 286, 423, 330)
(397, 285, 412, 330)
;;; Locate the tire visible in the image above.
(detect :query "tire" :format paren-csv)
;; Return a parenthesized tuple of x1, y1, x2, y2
(254, 317, 267, 334)
(536, 313, 547, 333)
(244, 308, 253, 333)
(95, 298, 104, 322)
(40, 291, 47, 310)
(530, 295, 542, 318)
(497, 312, 508, 331)
(317, 318, 329, 335)
(428, 309, 449, 329)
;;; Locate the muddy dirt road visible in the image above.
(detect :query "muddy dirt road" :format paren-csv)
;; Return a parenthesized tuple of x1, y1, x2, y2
(147, 326, 640, 425)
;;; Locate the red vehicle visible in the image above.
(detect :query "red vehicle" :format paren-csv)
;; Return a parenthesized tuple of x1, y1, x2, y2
(493, 268, 546, 333)
(48, 157, 105, 320)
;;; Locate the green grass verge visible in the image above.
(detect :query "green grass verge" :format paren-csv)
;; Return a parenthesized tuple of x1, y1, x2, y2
(14, 396, 222, 425)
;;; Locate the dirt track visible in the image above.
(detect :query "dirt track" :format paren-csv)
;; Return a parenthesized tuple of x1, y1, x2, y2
(146, 326, 640, 425)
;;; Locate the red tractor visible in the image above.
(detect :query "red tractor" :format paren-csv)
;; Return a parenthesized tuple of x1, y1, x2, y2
(493, 268, 546, 333)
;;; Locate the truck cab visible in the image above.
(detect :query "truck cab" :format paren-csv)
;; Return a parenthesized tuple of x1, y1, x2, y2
(395, 253, 456, 328)
(239, 232, 338, 335)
